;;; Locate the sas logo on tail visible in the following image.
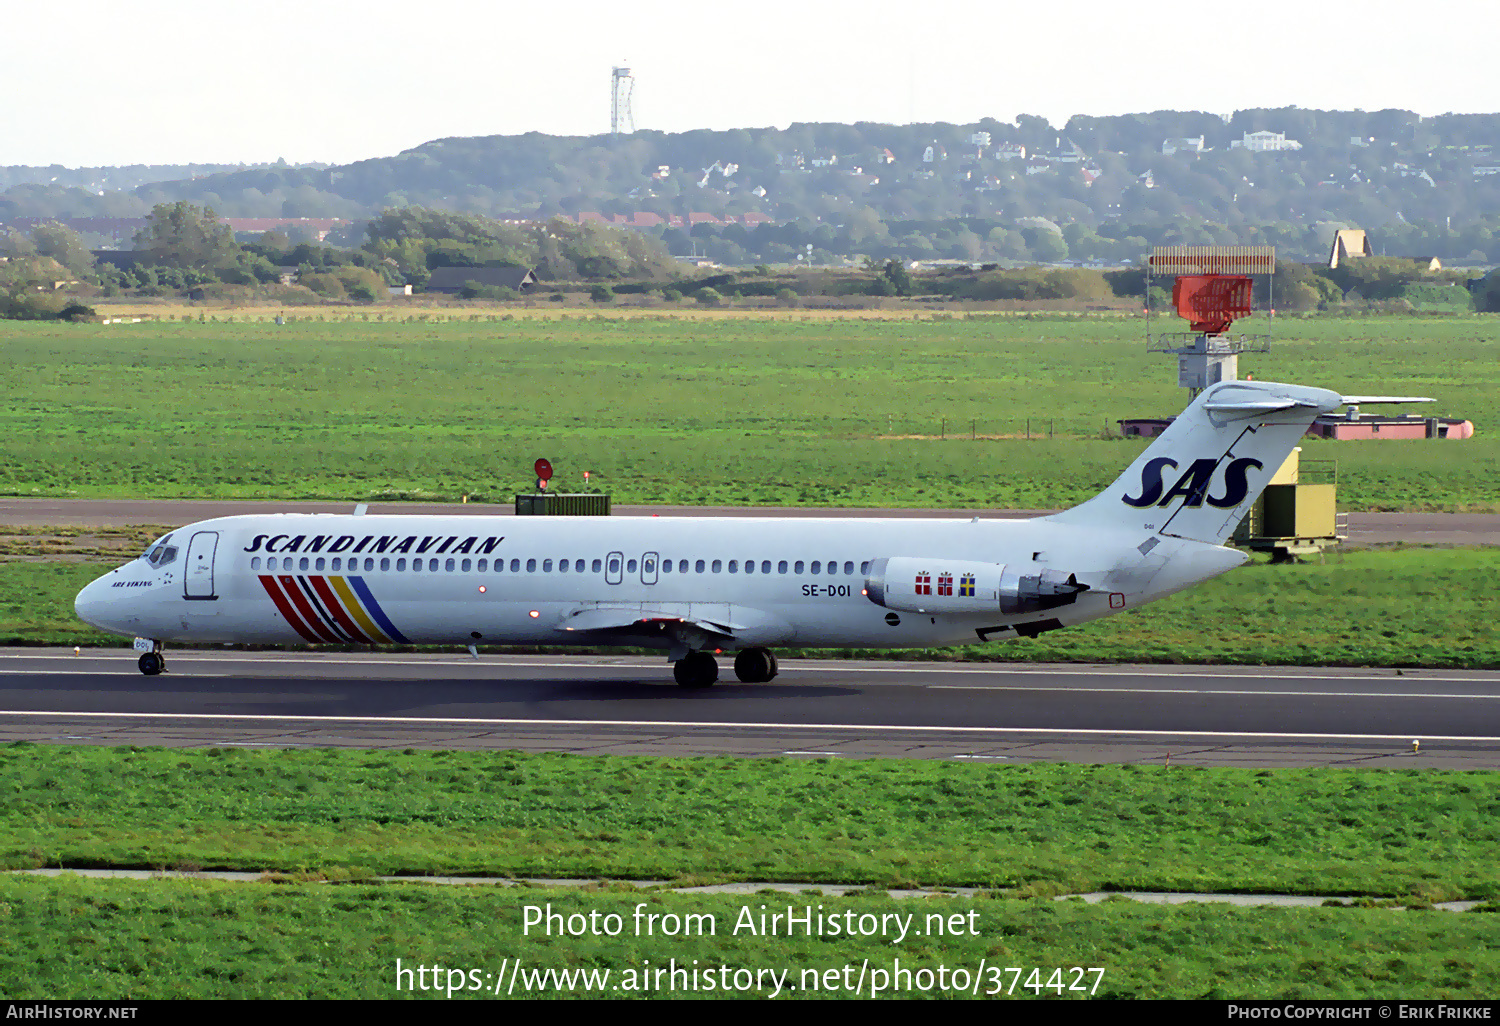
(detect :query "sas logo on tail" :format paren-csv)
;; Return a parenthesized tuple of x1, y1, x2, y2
(1123, 457, 1263, 509)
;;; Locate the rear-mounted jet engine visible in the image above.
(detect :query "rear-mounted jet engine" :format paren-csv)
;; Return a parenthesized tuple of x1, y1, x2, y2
(864, 556, 1089, 616)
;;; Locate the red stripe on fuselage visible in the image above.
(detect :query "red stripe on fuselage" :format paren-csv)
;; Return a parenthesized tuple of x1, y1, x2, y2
(308, 576, 374, 643)
(278, 575, 342, 642)
(291, 576, 353, 642)
(258, 575, 321, 642)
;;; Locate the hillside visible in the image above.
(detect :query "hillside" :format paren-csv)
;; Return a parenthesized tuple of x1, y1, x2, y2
(4, 108, 1500, 266)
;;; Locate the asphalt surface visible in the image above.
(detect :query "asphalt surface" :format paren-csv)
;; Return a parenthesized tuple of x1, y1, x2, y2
(2, 650, 1496, 769)
(2, 499, 1496, 546)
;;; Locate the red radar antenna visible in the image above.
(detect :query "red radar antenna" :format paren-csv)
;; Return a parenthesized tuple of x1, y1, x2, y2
(1146, 246, 1275, 398)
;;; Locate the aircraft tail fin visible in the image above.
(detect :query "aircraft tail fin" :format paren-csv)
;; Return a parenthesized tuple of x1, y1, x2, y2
(1043, 380, 1345, 545)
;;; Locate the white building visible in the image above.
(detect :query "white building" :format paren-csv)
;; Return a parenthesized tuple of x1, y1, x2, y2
(1230, 131, 1302, 152)
(1162, 136, 1205, 156)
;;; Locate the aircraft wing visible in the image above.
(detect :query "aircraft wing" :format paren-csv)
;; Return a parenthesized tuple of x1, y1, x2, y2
(1339, 395, 1435, 405)
(555, 603, 737, 639)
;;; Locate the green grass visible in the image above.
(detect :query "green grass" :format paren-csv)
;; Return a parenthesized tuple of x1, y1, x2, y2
(2, 877, 1497, 998)
(14, 547, 1500, 668)
(1, 314, 1496, 510)
(4, 745, 1497, 899)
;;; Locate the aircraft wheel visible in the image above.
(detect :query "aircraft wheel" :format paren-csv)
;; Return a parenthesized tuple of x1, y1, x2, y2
(673, 652, 718, 688)
(734, 648, 777, 683)
(138, 652, 165, 676)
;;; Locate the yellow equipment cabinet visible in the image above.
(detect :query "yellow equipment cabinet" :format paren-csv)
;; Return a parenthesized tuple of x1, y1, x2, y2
(1231, 448, 1344, 560)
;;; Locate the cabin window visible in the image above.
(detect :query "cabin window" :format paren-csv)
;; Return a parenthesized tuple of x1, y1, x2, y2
(477, 559, 487, 572)
(861, 561, 870, 574)
(592, 558, 602, 573)
(397, 558, 407, 571)
(251, 557, 261, 571)
(559, 559, 569, 573)
(574, 559, 584, 572)
(544, 559, 555, 572)
(511, 559, 521, 572)
(459, 558, 469, 572)
(743, 560, 754, 574)
(527, 559, 537, 572)
(446, 558, 456, 572)
(695, 559, 705, 573)
(413, 559, 422, 572)
(795, 561, 805, 574)
(380, 558, 390, 571)
(810, 561, 821, 575)
(727, 560, 738, 573)
(627, 559, 638, 573)
(844, 561, 854, 575)
(676, 560, 686, 573)
(331, 558, 341, 571)
(299, 557, 310, 571)
(662, 560, 673, 574)
(609, 557, 620, 575)
(315, 557, 326, 571)
(761, 560, 772, 574)
(711, 559, 722, 573)
(778, 560, 788, 574)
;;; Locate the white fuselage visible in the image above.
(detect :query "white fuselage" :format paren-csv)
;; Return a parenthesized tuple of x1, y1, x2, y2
(72, 512, 1245, 653)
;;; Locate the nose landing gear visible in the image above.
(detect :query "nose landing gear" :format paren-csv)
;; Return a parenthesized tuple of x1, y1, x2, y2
(137, 651, 165, 676)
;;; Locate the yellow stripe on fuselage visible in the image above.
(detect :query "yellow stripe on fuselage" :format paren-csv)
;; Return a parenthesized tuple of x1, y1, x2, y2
(330, 576, 390, 643)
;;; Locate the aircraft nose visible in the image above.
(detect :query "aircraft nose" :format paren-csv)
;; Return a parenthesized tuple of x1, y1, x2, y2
(74, 572, 136, 636)
(74, 576, 108, 629)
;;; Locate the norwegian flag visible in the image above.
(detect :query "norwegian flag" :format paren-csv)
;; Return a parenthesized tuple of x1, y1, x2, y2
(937, 574, 953, 596)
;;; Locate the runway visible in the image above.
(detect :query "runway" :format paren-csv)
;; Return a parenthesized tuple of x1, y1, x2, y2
(2, 498, 1497, 546)
(2, 649, 1497, 769)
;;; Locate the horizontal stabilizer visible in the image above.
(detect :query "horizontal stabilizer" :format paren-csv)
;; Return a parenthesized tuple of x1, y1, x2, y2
(1340, 395, 1435, 405)
(1202, 398, 1316, 415)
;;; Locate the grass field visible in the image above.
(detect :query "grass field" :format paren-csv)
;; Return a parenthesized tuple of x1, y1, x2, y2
(10, 547, 1499, 668)
(2, 876, 1497, 999)
(4, 744, 1497, 897)
(2, 312, 1496, 510)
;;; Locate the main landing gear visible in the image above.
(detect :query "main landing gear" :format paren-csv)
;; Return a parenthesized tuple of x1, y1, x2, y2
(733, 647, 778, 684)
(673, 651, 718, 688)
(671, 648, 779, 688)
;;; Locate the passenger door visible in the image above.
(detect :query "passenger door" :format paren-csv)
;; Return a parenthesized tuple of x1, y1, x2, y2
(184, 531, 219, 600)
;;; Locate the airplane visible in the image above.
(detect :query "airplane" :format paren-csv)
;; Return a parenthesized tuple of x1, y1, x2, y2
(73, 380, 1427, 687)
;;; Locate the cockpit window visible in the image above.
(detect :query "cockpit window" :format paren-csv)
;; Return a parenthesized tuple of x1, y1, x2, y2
(142, 534, 179, 569)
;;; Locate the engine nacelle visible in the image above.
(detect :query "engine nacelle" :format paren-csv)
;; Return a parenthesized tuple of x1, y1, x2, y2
(865, 557, 1088, 616)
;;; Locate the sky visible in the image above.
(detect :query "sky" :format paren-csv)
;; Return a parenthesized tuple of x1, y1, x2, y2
(8, 0, 1498, 168)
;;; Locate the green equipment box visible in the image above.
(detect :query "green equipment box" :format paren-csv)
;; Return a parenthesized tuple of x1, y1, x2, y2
(514, 493, 611, 516)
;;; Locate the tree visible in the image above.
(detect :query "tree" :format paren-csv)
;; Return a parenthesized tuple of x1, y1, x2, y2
(882, 259, 913, 296)
(133, 202, 240, 270)
(28, 222, 95, 278)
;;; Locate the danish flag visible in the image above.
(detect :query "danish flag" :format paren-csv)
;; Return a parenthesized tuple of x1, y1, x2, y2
(915, 572, 931, 595)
